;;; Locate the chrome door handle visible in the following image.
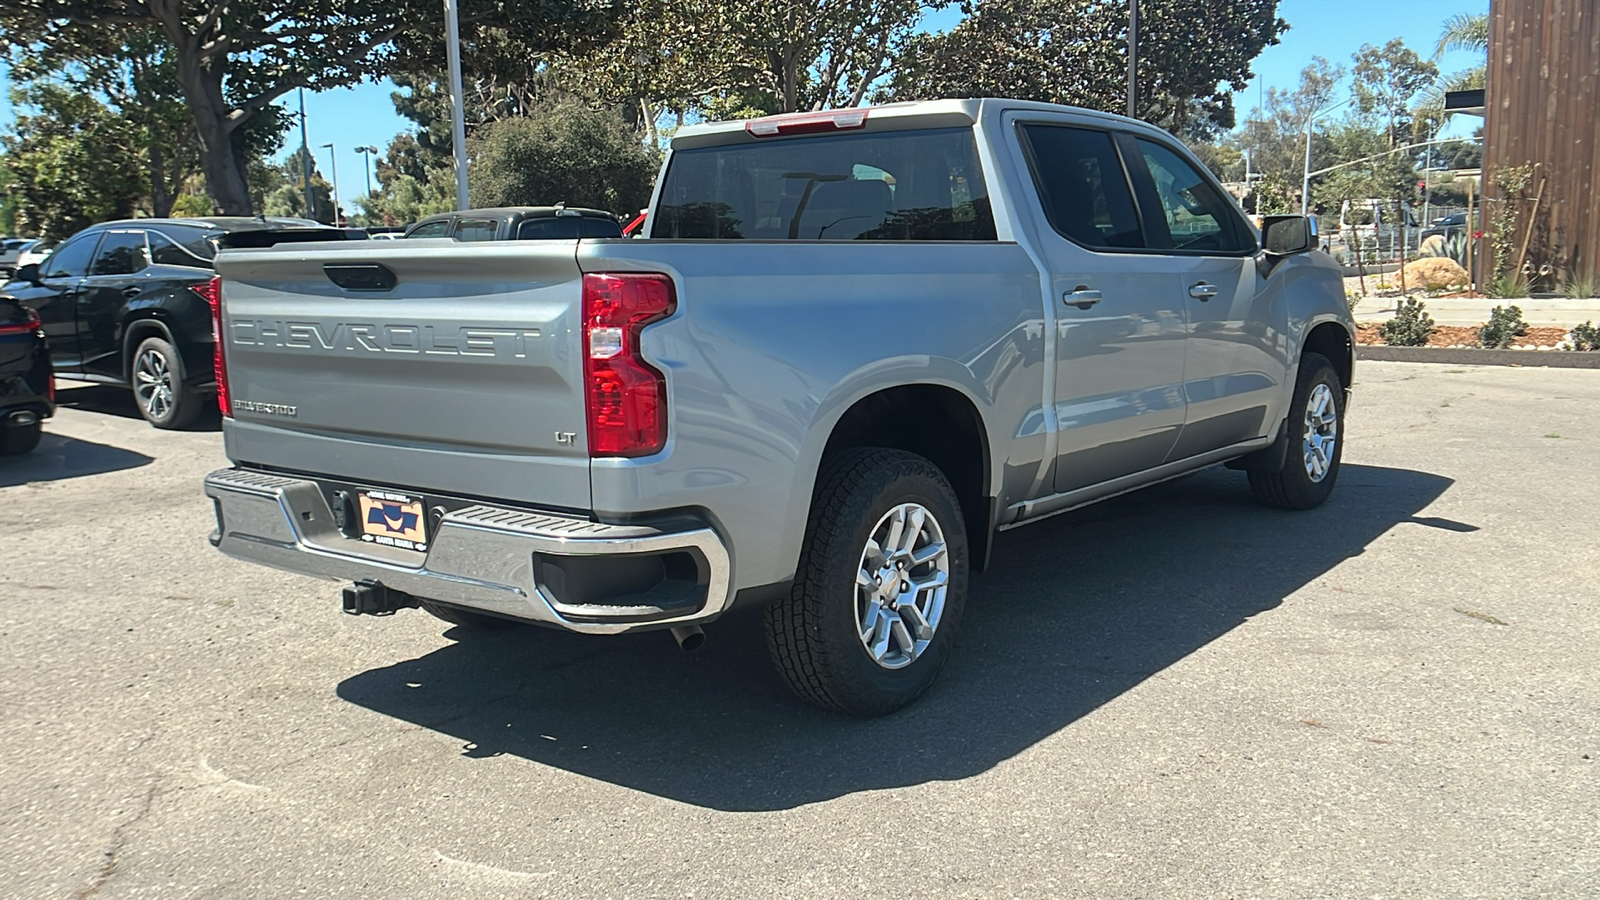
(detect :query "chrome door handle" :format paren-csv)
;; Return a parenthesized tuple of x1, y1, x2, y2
(1188, 282, 1220, 300)
(1063, 288, 1102, 310)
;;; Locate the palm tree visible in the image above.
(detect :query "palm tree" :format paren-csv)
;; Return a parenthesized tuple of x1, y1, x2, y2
(1414, 12, 1489, 130)
(1435, 13, 1490, 57)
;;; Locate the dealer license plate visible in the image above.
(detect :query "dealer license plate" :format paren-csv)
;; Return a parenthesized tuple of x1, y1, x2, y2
(356, 490, 429, 552)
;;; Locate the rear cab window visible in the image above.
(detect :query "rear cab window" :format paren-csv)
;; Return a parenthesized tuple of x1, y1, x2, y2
(651, 127, 996, 241)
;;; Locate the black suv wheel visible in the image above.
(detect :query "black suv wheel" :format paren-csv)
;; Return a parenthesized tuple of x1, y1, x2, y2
(130, 335, 203, 429)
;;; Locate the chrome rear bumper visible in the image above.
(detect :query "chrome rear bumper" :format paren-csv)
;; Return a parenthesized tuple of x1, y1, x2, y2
(203, 468, 732, 634)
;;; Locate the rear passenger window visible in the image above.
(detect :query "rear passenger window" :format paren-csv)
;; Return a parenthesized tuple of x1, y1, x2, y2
(652, 127, 995, 241)
(90, 231, 149, 276)
(453, 219, 499, 242)
(1020, 125, 1144, 250)
(407, 220, 452, 238)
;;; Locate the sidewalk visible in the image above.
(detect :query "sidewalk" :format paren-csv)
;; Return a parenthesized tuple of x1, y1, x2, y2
(1349, 295, 1600, 327)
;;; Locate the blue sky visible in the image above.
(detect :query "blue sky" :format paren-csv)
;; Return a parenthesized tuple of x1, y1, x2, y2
(1, 0, 1487, 202)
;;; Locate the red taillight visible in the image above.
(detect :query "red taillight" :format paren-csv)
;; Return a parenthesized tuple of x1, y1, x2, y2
(582, 273, 675, 457)
(744, 108, 869, 137)
(0, 305, 41, 336)
(195, 276, 230, 417)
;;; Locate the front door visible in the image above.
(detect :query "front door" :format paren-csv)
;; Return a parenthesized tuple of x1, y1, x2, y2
(18, 232, 103, 371)
(1125, 137, 1285, 457)
(1011, 121, 1188, 494)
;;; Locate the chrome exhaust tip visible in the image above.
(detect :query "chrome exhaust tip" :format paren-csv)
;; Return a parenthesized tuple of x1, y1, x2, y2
(669, 625, 705, 652)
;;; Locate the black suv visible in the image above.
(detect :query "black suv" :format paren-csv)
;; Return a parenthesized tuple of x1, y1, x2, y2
(3, 217, 347, 428)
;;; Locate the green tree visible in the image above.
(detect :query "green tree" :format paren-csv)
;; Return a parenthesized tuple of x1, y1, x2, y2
(467, 101, 659, 215)
(888, 0, 1287, 138)
(1351, 38, 1437, 148)
(1, 83, 148, 239)
(0, 0, 617, 215)
(1232, 57, 1344, 182)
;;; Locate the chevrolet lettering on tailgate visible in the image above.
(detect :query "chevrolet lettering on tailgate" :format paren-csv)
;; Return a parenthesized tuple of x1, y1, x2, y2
(230, 320, 542, 358)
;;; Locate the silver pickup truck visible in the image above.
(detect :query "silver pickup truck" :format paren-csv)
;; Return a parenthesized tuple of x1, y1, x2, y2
(204, 99, 1354, 715)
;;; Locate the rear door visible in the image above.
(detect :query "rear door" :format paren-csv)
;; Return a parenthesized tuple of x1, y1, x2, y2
(1010, 119, 1188, 493)
(1124, 136, 1284, 456)
(214, 241, 592, 510)
(77, 229, 150, 377)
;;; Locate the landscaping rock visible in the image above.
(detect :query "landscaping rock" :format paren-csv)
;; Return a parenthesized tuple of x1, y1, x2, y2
(1402, 257, 1470, 290)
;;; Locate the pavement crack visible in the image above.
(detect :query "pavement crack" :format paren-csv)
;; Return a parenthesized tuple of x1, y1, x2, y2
(76, 779, 159, 899)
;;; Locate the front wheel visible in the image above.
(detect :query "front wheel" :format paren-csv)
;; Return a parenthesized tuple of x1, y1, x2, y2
(1249, 352, 1344, 510)
(130, 336, 202, 429)
(764, 448, 968, 716)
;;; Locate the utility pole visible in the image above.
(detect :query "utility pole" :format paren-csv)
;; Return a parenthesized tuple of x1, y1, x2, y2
(445, 0, 470, 210)
(1127, 0, 1138, 118)
(319, 143, 341, 226)
(298, 89, 312, 218)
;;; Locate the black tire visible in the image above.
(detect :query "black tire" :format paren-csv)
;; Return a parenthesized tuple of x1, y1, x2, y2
(418, 599, 519, 631)
(1249, 352, 1344, 510)
(0, 420, 42, 455)
(764, 447, 969, 716)
(130, 335, 202, 430)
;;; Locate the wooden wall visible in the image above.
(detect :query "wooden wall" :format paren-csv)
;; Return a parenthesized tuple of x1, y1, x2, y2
(1486, 0, 1600, 283)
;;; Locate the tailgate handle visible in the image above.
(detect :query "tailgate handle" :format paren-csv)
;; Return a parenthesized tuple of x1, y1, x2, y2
(323, 263, 397, 292)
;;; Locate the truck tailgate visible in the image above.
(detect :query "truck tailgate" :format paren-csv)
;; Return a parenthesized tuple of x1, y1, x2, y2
(213, 241, 590, 510)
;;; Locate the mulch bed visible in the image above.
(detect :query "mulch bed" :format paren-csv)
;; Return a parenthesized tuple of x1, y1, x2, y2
(1355, 323, 1573, 349)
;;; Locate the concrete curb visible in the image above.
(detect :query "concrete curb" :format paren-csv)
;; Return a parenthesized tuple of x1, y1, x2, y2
(1356, 345, 1600, 368)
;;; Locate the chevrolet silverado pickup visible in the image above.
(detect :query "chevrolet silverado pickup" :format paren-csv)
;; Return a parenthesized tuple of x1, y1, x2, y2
(203, 99, 1354, 715)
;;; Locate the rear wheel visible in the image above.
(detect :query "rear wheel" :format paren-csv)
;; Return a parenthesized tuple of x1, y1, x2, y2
(419, 600, 519, 631)
(764, 448, 968, 716)
(131, 336, 202, 430)
(0, 419, 42, 455)
(1249, 352, 1344, 510)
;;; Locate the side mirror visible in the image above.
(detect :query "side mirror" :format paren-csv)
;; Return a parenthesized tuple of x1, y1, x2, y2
(1261, 215, 1316, 256)
(13, 263, 41, 285)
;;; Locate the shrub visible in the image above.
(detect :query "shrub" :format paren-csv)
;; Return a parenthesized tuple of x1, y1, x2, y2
(1379, 298, 1436, 347)
(1564, 273, 1600, 300)
(1490, 271, 1531, 299)
(1478, 305, 1529, 349)
(1570, 321, 1600, 352)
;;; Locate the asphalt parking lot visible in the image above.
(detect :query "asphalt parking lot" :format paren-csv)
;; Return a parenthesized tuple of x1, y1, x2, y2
(3, 362, 1597, 899)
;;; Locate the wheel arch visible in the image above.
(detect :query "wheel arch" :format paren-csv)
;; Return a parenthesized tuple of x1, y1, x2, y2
(121, 314, 180, 382)
(815, 382, 996, 571)
(1301, 318, 1354, 394)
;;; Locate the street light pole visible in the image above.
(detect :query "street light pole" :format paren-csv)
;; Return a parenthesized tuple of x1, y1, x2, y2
(319, 142, 341, 227)
(1301, 97, 1354, 215)
(1127, 0, 1138, 118)
(297, 89, 313, 218)
(444, 0, 470, 210)
(357, 146, 378, 200)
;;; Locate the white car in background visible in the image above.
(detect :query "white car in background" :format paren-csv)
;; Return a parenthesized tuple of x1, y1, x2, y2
(11, 240, 52, 273)
(1, 238, 43, 275)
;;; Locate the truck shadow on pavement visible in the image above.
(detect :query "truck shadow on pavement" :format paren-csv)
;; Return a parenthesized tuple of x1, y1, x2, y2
(336, 463, 1462, 812)
(0, 431, 152, 486)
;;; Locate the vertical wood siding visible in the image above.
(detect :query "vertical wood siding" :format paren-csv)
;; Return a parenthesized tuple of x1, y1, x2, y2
(1486, 0, 1600, 282)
